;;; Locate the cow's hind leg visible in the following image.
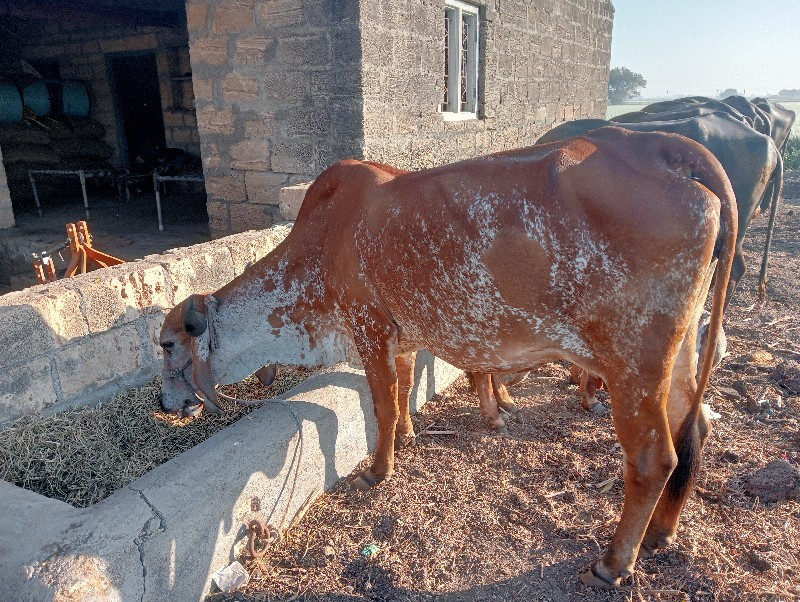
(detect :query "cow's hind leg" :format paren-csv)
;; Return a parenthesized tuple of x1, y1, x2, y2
(395, 352, 417, 449)
(491, 375, 518, 414)
(473, 372, 506, 430)
(581, 377, 677, 588)
(641, 331, 710, 556)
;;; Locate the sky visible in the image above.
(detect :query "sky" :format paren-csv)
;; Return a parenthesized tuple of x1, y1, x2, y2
(610, 0, 800, 99)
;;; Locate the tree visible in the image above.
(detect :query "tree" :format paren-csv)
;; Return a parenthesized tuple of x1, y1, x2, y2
(607, 67, 647, 104)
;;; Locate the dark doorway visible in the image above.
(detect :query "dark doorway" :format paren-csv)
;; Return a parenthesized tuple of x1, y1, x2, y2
(108, 53, 166, 167)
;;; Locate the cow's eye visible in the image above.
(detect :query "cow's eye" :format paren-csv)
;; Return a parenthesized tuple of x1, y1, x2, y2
(160, 341, 175, 354)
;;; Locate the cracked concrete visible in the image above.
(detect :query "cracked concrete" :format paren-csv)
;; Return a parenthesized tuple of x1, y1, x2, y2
(0, 353, 459, 601)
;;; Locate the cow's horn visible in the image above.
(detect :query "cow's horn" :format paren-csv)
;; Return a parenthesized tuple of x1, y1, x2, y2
(182, 294, 208, 337)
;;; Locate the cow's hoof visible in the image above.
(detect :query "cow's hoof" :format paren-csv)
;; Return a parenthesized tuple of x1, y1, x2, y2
(486, 416, 506, 430)
(395, 432, 416, 448)
(639, 531, 675, 558)
(588, 402, 609, 415)
(579, 561, 620, 589)
(351, 471, 388, 491)
(497, 401, 519, 414)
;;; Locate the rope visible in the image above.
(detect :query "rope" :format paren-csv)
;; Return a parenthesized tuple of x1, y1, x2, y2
(215, 388, 305, 532)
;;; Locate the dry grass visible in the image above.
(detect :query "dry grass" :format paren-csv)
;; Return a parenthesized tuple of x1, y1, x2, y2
(0, 366, 316, 507)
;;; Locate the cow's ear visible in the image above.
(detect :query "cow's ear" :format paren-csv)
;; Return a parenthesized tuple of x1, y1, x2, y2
(181, 294, 208, 337)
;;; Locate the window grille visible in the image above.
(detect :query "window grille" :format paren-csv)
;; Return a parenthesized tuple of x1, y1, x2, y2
(440, 0, 479, 118)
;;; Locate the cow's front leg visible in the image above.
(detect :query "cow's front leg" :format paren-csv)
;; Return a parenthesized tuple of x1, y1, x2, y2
(350, 316, 402, 491)
(581, 376, 676, 588)
(395, 351, 417, 448)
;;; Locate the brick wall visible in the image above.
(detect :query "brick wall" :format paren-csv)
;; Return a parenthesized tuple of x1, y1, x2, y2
(21, 18, 201, 163)
(360, 0, 614, 169)
(187, 0, 363, 237)
(0, 225, 291, 424)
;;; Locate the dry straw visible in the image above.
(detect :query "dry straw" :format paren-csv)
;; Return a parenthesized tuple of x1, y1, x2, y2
(0, 366, 316, 508)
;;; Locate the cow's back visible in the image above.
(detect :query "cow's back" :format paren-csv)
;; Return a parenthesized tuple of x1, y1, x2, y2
(357, 127, 725, 378)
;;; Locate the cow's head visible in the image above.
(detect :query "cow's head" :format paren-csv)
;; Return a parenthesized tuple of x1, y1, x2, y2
(159, 294, 222, 417)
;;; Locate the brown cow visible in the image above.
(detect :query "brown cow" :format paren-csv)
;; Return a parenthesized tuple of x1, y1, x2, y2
(159, 127, 736, 587)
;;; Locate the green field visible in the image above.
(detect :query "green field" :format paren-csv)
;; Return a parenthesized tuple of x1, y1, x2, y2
(607, 101, 800, 138)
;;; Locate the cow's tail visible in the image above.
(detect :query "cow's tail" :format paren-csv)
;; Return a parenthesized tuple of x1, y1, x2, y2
(758, 154, 783, 302)
(666, 152, 738, 503)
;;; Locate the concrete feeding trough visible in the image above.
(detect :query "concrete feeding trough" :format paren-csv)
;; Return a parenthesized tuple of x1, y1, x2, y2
(0, 223, 461, 600)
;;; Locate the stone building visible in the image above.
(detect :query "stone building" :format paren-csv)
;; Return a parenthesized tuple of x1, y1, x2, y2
(0, 0, 614, 236)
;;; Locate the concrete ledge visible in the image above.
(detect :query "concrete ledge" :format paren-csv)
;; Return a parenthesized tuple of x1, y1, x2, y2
(0, 352, 460, 601)
(0, 224, 292, 424)
(279, 182, 313, 220)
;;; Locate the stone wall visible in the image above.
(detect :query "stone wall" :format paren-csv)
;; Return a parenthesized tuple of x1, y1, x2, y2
(0, 225, 290, 424)
(187, 0, 363, 237)
(0, 147, 13, 229)
(20, 17, 201, 163)
(360, 0, 614, 169)
(189, 0, 613, 235)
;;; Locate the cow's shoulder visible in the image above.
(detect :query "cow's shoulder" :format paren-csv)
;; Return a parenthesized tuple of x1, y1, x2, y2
(295, 159, 396, 223)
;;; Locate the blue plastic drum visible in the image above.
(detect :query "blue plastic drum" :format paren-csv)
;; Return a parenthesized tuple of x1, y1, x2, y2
(22, 80, 51, 116)
(61, 81, 90, 117)
(0, 81, 23, 122)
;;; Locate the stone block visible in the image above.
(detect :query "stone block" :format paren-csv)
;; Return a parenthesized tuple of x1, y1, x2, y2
(270, 141, 316, 173)
(243, 113, 278, 138)
(212, 1, 255, 34)
(55, 324, 144, 401)
(283, 106, 330, 136)
(192, 76, 215, 104)
(205, 174, 246, 202)
(186, 3, 209, 31)
(275, 34, 330, 66)
(0, 358, 57, 423)
(256, 0, 303, 27)
(244, 170, 286, 205)
(206, 201, 230, 235)
(222, 73, 260, 103)
(0, 206, 13, 229)
(279, 182, 312, 220)
(0, 284, 88, 366)
(235, 36, 273, 66)
(190, 38, 229, 66)
(148, 243, 235, 301)
(230, 139, 270, 171)
(68, 262, 172, 334)
(228, 203, 278, 233)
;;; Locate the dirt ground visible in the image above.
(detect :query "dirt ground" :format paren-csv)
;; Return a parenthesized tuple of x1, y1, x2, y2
(211, 185, 800, 602)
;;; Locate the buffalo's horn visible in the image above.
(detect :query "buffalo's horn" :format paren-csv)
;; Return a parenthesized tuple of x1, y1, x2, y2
(182, 294, 208, 337)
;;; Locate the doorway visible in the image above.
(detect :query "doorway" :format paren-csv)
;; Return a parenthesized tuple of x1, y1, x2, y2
(108, 53, 166, 167)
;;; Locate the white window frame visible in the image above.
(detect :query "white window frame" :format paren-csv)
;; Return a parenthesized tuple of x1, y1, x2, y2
(440, 0, 480, 121)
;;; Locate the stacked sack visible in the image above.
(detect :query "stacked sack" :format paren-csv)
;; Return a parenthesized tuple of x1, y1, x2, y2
(0, 116, 114, 211)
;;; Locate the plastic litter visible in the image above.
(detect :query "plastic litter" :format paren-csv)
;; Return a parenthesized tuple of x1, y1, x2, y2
(211, 561, 250, 593)
(360, 543, 381, 558)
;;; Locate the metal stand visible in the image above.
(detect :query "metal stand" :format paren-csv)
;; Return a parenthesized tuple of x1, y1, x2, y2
(153, 173, 205, 231)
(27, 169, 107, 219)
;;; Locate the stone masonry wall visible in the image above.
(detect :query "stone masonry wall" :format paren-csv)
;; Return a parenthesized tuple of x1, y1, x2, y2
(187, 0, 363, 237)
(0, 147, 13, 229)
(21, 17, 201, 163)
(360, 0, 614, 169)
(0, 225, 290, 424)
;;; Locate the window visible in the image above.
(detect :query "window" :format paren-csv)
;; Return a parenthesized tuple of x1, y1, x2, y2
(441, 0, 480, 120)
